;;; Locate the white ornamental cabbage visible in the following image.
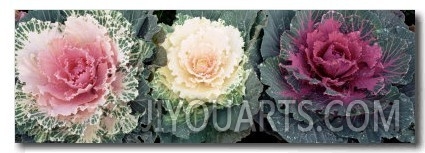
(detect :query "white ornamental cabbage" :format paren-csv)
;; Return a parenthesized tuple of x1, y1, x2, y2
(153, 17, 250, 105)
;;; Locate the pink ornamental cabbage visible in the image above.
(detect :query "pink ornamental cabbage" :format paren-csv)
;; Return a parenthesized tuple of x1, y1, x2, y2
(17, 15, 120, 118)
(15, 11, 143, 143)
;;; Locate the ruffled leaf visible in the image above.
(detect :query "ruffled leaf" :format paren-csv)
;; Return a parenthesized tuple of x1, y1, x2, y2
(64, 10, 135, 67)
(15, 18, 55, 77)
(280, 10, 327, 59)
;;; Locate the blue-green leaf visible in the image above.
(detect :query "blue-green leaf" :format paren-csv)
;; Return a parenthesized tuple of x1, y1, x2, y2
(119, 10, 160, 41)
(261, 10, 295, 59)
(20, 10, 64, 23)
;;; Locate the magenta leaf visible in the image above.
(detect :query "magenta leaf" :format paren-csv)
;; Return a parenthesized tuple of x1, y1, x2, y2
(280, 10, 327, 58)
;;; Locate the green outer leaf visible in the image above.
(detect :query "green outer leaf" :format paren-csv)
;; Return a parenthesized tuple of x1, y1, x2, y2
(396, 125, 415, 143)
(218, 11, 258, 44)
(373, 10, 409, 29)
(118, 10, 160, 41)
(245, 10, 268, 74)
(243, 70, 263, 114)
(152, 23, 174, 45)
(261, 10, 295, 59)
(19, 10, 64, 23)
(173, 13, 194, 25)
(151, 46, 168, 67)
(377, 32, 412, 85)
(130, 67, 154, 122)
(123, 131, 157, 143)
(134, 40, 155, 63)
(130, 39, 155, 75)
(150, 71, 179, 102)
(268, 88, 414, 143)
(214, 70, 263, 132)
(130, 94, 155, 126)
(323, 11, 378, 41)
(176, 10, 222, 22)
(259, 57, 292, 100)
(160, 104, 212, 139)
(267, 106, 345, 143)
(327, 86, 415, 143)
(338, 10, 383, 32)
(15, 133, 35, 143)
(206, 128, 252, 143)
(377, 26, 415, 86)
(399, 77, 415, 100)
(246, 37, 263, 73)
(158, 125, 251, 143)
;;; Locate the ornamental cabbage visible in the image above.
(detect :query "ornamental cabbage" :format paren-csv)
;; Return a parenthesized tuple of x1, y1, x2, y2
(15, 10, 152, 143)
(151, 11, 265, 143)
(153, 17, 248, 105)
(260, 10, 415, 143)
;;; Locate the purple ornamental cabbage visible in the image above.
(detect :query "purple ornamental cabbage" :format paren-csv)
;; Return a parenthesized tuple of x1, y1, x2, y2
(286, 16, 384, 102)
(259, 10, 415, 143)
